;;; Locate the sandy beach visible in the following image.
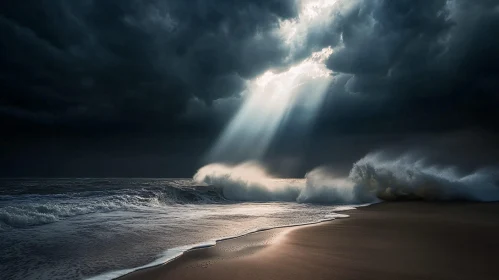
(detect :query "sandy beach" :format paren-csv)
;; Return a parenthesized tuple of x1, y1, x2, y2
(120, 202, 499, 280)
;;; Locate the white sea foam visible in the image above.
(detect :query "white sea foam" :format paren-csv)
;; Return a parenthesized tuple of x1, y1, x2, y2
(1, 178, 362, 280)
(86, 206, 357, 280)
(194, 161, 373, 203)
(86, 242, 215, 280)
(350, 152, 499, 201)
(194, 161, 303, 202)
(195, 153, 499, 203)
(0, 195, 158, 228)
(0, 184, 225, 228)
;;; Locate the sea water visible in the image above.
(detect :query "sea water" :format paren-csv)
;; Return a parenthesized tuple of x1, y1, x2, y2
(0, 178, 358, 280)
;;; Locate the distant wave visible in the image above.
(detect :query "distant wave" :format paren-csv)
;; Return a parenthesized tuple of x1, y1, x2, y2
(0, 185, 226, 228)
(349, 153, 499, 202)
(194, 162, 304, 202)
(194, 153, 499, 203)
(194, 161, 370, 204)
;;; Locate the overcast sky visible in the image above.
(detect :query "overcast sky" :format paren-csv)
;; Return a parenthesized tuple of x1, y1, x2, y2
(1, 0, 498, 177)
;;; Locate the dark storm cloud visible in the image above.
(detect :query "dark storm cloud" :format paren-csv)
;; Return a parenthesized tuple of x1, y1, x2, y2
(3, 0, 497, 135)
(0, 0, 299, 133)
(318, 0, 499, 133)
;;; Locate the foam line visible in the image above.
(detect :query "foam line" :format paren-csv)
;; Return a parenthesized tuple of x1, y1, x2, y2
(194, 153, 499, 203)
(86, 204, 368, 280)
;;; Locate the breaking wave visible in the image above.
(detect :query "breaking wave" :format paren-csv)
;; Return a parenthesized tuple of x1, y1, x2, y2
(350, 153, 499, 202)
(194, 153, 499, 203)
(0, 183, 226, 228)
(193, 162, 303, 202)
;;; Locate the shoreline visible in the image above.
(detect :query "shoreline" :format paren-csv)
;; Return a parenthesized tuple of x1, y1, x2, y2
(89, 204, 363, 280)
(118, 201, 499, 280)
(113, 218, 344, 280)
(111, 224, 311, 280)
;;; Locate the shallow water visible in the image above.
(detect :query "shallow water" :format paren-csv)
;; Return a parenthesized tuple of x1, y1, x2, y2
(0, 178, 357, 280)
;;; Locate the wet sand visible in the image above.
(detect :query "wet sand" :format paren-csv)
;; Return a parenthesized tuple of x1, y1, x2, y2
(120, 202, 499, 280)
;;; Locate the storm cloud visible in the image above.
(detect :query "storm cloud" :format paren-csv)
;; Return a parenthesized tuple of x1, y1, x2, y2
(1, 0, 498, 177)
(1, 0, 299, 132)
(319, 0, 499, 133)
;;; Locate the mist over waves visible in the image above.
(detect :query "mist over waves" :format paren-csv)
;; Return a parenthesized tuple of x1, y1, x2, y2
(195, 152, 499, 203)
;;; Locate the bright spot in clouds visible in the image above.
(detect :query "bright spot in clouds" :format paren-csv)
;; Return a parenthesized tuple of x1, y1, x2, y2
(206, 47, 334, 163)
(279, 0, 341, 53)
(205, 0, 347, 163)
(301, 0, 339, 21)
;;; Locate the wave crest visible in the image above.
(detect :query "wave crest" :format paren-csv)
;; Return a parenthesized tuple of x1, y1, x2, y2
(195, 153, 499, 203)
(350, 153, 499, 201)
(194, 162, 369, 204)
(194, 162, 302, 202)
(0, 186, 226, 228)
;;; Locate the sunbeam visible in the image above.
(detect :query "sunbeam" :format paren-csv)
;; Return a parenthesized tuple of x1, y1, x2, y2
(206, 47, 333, 163)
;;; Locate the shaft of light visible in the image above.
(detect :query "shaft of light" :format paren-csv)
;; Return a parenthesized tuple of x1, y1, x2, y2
(206, 47, 333, 163)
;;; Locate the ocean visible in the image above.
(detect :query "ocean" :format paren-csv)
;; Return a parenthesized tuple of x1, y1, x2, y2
(3, 154, 497, 280)
(0, 178, 358, 280)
